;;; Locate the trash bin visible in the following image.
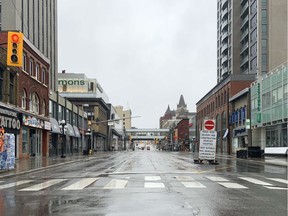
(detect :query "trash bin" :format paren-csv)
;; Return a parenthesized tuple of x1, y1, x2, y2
(236, 150, 248, 159)
(83, 150, 88, 155)
(248, 147, 262, 158)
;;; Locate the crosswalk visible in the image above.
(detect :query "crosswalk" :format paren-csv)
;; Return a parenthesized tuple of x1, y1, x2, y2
(0, 175, 287, 192)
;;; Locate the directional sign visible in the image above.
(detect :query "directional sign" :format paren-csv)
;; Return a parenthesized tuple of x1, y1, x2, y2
(204, 119, 215, 131)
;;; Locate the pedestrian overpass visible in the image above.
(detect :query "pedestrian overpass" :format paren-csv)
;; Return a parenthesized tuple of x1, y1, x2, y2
(125, 128, 169, 140)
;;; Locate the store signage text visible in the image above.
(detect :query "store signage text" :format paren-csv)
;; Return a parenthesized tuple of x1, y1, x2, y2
(234, 127, 247, 137)
(23, 115, 44, 129)
(0, 107, 20, 130)
(58, 79, 85, 86)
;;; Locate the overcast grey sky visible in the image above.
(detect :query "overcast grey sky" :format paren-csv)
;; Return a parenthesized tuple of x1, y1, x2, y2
(58, 0, 217, 129)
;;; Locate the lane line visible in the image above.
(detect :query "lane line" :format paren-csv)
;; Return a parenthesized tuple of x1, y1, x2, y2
(61, 178, 99, 190)
(19, 179, 66, 191)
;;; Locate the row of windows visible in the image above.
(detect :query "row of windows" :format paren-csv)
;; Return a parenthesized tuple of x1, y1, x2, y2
(23, 53, 47, 85)
(262, 84, 287, 108)
(230, 107, 247, 126)
(198, 90, 229, 119)
(21, 90, 46, 115)
(0, 68, 16, 104)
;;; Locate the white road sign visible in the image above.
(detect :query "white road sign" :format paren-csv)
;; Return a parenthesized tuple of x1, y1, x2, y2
(199, 130, 217, 160)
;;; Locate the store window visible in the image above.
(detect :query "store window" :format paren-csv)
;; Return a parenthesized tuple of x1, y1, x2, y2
(282, 124, 287, 147)
(22, 127, 29, 153)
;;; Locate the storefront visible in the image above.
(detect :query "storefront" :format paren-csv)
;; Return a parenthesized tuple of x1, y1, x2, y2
(66, 123, 76, 155)
(0, 105, 21, 169)
(49, 117, 61, 156)
(21, 114, 50, 158)
(232, 127, 248, 153)
(73, 126, 81, 153)
(266, 123, 287, 147)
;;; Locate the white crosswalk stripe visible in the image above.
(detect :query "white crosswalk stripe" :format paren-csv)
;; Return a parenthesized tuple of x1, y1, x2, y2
(145, 182, 165, 188)
(218, 182, 248, 189)
(205, 176, 229, 182)
(266, 178, 288, 185)
(0, 176, 286, 191)
(181, 181, 206, 188)
(238, 177, 273, 186)
(264, 186, 288, 190)
(19, 179, 66, 191)
(104, 179, 128, 189)
(61, 178, 99, 190)
(175, 176, 195, 181)
(0, 180, 34, 190)
(145, 176, 161, 181)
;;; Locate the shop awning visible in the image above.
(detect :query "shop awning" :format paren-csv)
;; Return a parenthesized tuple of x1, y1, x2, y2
(73, 126, 81, 138)
(66, 124, 75, 137)
(50, 118, 61, 134)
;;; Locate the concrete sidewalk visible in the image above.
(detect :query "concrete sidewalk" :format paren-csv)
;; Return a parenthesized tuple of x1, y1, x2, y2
(217, 154, 288, 167)
(0, 154, 96, 179)
(0, 152, 287, 179)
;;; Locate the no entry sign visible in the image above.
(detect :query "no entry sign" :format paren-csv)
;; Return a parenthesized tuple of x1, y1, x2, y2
(204, 119, 215, 131)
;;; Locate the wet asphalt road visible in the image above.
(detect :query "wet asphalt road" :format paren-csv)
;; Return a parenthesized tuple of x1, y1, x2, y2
(0, 146, 287, 216)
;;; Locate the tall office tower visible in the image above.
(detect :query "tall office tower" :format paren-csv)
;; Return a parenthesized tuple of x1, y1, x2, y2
(0, 0, 58, 91)
(217, 0, 287, 83)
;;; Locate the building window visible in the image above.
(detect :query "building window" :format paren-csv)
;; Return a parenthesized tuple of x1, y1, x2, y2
(21, 90, 27, 109)
(42, 68, 46, 84)
(35, 64, 40, 80)
(284, 84, 288, 99)
(23, 53, 27, 72)
(22, 127, 29, 153)
(9, 73, 15, 104)
(42, 100, 46, 116)
(29, 59, 34, 76)
(30, 93, 40, 114)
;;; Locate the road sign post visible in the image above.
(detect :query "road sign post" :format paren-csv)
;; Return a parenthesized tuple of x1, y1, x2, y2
(195, 119, 218, 165)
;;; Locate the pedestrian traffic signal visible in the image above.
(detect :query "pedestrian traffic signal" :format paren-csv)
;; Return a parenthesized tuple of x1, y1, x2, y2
(7, 32, 23, 67)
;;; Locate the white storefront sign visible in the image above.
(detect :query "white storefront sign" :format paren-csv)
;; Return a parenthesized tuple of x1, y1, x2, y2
(199, 130, 217, 160)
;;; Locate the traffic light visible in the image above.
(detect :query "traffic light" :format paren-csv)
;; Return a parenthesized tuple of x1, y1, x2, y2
(7, 32, 23, 67)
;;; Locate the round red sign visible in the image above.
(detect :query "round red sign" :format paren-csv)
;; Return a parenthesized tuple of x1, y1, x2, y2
(204, 120, 215, 131)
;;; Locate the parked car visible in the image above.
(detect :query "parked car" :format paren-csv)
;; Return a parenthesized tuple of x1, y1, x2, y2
(147, 146, 150, 150)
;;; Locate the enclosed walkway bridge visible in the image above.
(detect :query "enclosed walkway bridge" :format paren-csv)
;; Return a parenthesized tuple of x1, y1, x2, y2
(125, 128, 169, 140)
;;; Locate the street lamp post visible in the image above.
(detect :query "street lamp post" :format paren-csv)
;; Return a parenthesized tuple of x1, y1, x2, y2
(81, 104, 89, 154)
(59, 120, 67, 158)
(85, 128, 92, 155)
